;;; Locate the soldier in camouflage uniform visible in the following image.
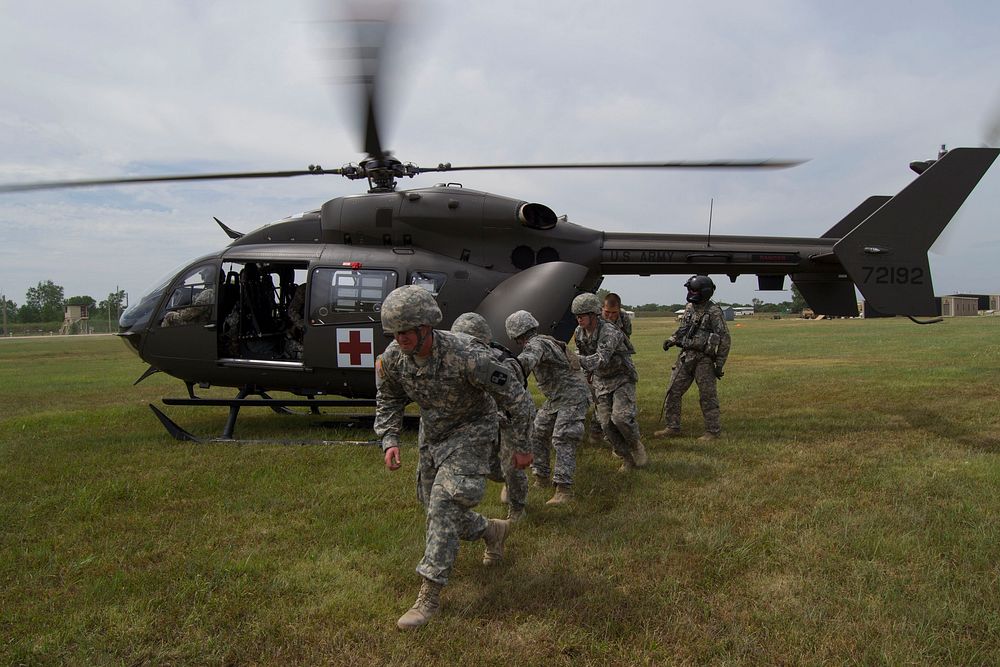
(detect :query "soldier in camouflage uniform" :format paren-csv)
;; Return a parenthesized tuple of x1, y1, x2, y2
(506, 310, 590, 505)
(451, 312, 531, 522)
(375, 287, 534, 630)
(655, 275, 731, 441)
(571, 293, 648, 473)
(602, 292, 634, 343)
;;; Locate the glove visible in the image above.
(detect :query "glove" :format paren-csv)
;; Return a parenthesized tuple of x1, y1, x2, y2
(512, 451, 534, 470)
(713, 363, 725, 379)
(384, 446, 401, 471)
(662, 338, 675, 351)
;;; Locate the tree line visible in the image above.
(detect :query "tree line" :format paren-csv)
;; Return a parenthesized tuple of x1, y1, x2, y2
(1, 280, 127, 329)
(599, 286, 808, 315)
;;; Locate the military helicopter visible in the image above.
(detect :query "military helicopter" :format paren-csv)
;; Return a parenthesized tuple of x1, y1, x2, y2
(2, 11, 997, 441)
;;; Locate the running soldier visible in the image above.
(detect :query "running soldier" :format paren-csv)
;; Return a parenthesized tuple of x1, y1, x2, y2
(375, 287, 534, 630)
(451, 312, 531, 522)
(571, 293, 648, 472)
(655, 275, 731, 441)
(505, 310, 591, 505)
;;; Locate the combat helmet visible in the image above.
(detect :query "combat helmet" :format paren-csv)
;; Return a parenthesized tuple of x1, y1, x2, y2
(571, 293, 602, 316)
(451, 312, 493, 344)
(380, 285, 443, 334)
(505, 310, 539, 341)
(684, 275, 716, 304)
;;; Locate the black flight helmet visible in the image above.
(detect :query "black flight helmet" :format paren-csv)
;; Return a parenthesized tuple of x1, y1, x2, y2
(684, 275, 716, 304)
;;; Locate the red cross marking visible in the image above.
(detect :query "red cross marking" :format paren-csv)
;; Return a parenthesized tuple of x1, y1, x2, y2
(339, 329, 372, 365)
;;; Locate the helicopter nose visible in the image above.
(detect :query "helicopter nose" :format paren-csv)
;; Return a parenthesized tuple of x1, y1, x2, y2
(117, 328, 145, 357)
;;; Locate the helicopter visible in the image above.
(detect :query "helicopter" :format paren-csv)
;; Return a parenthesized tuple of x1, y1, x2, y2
(2, 10, 997, 441)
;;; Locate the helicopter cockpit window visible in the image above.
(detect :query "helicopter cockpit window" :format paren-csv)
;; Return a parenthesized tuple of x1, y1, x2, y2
(309, 268, 397, 325)
(160, 264, 218, 327)
(409, 271, 447, 296)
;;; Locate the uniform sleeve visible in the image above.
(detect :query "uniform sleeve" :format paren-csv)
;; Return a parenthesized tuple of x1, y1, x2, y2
(622, 312, 633, 338)
(467, 350, 533, 452)
(578, 326, 621, 374)
(712, 308, 731, 367)
(373, 354, 410, 451)
(516, 337, 544, 377)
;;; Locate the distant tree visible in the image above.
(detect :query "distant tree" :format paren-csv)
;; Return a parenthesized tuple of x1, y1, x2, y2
(790, 284, 807, 313)
(24, 280, 65, 322)
(95, 289, 128, 329)
(1, 296, 17, 328)
(66, 295, 96, 309)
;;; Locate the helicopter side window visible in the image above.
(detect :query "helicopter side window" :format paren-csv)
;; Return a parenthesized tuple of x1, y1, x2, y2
(409, 271, 447, 296)
(160, 264, 218, 327)
(309, 268, 398, 325)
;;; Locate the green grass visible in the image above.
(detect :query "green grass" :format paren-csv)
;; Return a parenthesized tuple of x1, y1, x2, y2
(2, 318, 999, 665)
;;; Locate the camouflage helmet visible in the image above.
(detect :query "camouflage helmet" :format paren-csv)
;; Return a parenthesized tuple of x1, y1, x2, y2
(451, 312, 493, 344)
(380, 285, 443, 333)
(505, 310, 539, 340)
(571, 292, 602, 316)
(684, 275, 716, 304)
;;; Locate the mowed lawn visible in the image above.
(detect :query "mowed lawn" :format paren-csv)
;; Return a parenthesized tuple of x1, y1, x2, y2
(1, 316, 998, 665)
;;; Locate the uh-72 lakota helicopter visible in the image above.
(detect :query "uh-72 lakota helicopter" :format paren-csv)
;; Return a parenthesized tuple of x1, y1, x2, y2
(2, 14, 997, 442)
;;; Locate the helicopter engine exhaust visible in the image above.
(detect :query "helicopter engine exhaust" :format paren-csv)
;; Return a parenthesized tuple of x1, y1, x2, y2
(518, 202, 557, 230)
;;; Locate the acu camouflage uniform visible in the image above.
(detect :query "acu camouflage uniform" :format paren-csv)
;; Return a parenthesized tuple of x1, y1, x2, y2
(451, 321, 533, 516)
(375, 330, 533, 586)
(574, 319, 641, 459)
(516, 332, 590, 488)
(662, 301, 731, 435)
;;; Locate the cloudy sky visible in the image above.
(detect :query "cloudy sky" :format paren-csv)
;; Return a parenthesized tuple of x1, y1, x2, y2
(2, 0, 999, 309)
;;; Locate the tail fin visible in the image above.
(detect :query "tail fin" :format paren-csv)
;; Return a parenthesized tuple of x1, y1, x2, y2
(833, 147, 999, 316)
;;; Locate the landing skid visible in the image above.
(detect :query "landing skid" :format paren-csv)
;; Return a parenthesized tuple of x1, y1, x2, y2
(149, 386, 418, 443)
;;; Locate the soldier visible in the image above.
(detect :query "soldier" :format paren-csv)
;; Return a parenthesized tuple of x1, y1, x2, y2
(602, 292, 633, 342)
(451, 312, 531, 522)
(505, 309, 591, 505)
(655, 275, 731, 441)
(571, 293, 648, 472)
(375, 286, 534, 630)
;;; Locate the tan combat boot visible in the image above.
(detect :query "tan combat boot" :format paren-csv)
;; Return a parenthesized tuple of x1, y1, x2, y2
(482, 518, 511, 566)
(396, 578, 443, 630)
(654, 427, 681, 438)
(698, 432, 720, 442)
(499, 484, 509, 504)
(532, 474, 551, 489)
(545, 485, 574, 506)
(631, 441, 648, 468)
(618, 453, 636, 474)
(507, 505, 526, 523)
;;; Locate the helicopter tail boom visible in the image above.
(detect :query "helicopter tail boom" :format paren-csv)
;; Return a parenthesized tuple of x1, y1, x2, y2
(833, 147, 999, 316)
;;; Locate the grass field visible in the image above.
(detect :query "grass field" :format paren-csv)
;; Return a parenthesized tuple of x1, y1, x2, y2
(2, 317, 999, 665)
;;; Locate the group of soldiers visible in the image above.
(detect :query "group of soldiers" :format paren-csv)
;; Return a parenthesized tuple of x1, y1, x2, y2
(373, 275, 730, 629)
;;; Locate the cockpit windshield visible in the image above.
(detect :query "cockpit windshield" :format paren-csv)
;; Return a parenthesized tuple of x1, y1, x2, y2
(120, 258, 214, 330)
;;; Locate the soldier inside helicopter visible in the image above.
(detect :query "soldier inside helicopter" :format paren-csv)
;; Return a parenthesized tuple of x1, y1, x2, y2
(217, 262, 306, 361)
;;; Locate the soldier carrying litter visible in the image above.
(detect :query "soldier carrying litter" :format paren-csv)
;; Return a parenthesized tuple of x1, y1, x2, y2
(451, 312, 532, 522)
(571, 293, 648, 473)
(374, 286, 534, 630)
(505, 309, 591, 505)
(655, 275, 732, 441)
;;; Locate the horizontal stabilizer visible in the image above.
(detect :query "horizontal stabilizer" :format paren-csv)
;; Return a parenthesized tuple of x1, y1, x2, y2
(834, 147, 999, 316)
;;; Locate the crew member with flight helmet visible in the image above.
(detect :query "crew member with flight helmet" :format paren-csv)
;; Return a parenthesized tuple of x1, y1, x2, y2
(571, 293, 648, 473)
(374, 286, 534, 630)
(451, 312, 532, 522)
(505, 309, 591, 505)
(655, 275, 731, 441)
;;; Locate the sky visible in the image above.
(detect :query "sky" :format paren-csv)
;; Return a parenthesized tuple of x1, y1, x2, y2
(2, 0, 999, 310)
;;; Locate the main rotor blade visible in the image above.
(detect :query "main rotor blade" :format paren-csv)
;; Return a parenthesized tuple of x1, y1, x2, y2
(413, 159, 806, 174)
(0, 168, 345, 193)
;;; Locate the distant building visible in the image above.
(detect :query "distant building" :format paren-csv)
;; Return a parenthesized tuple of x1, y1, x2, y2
(60, 304, 90, 334)
(940, 296, 978, 317)
(732, 306, 755, 317)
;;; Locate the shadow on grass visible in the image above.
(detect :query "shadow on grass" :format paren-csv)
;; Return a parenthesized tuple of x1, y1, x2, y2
(896, 407, 1000, 454)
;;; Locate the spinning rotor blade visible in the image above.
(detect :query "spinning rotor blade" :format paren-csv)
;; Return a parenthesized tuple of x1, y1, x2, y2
(413, 159, 806, 174)
(0, 167, 346, 193)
